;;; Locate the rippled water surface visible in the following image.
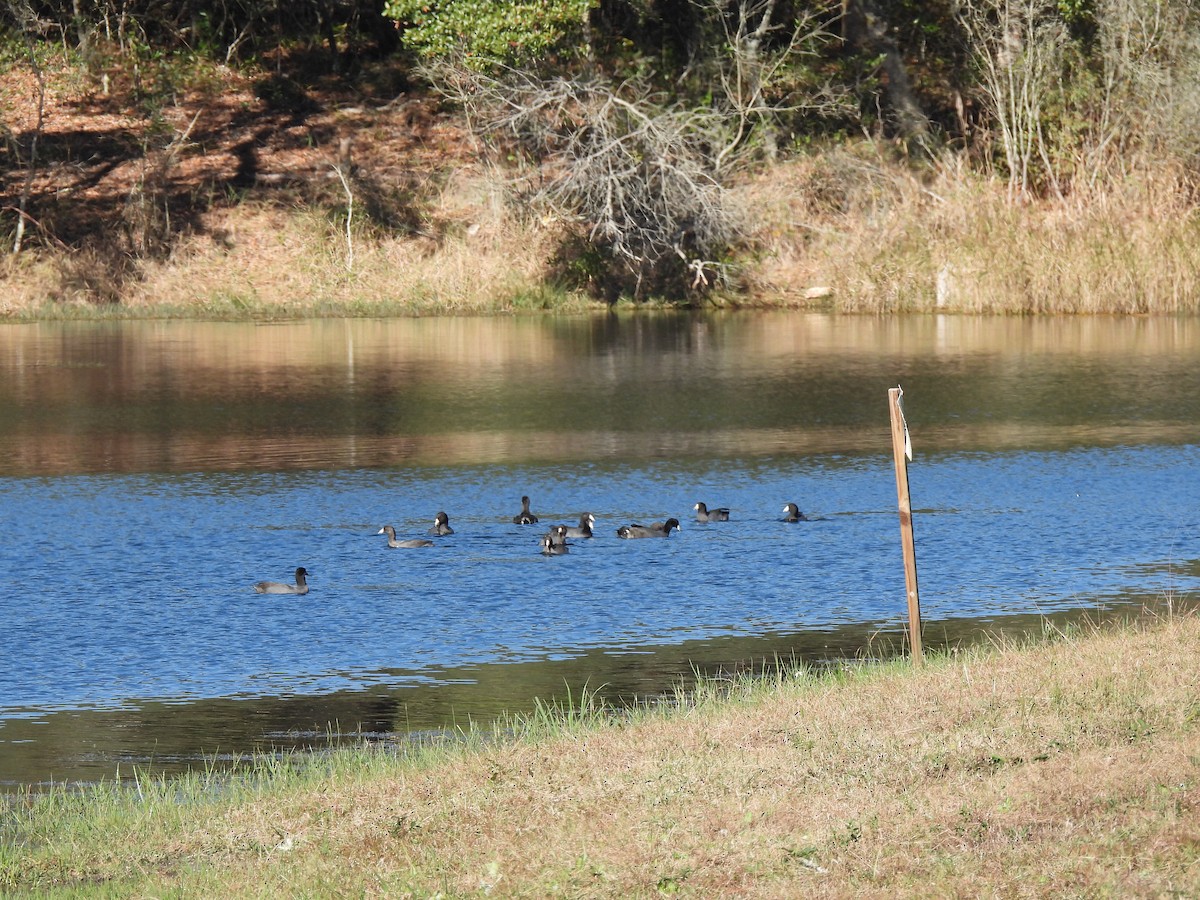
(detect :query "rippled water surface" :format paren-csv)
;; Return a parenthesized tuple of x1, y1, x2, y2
(1, 313, 1198, 787)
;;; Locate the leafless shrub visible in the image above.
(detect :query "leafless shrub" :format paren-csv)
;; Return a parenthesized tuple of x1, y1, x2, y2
(54, 243, 136, 304)
(694, 0, 850, 171)
(122, 111, 199, 260)
(414, 3, 850, 301)
(1083, 0, 1200, 185)
(426, 60, 739, 300)
(6, 0, 49, 254)
(959, 0, 1200, 200)
(956, 0, 1066, 202)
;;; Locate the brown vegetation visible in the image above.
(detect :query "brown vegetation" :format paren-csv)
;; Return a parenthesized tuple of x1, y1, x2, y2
(3, 40, 1200, 317)
(0, 51, 567, 314)
(744, 148, 1200, 313)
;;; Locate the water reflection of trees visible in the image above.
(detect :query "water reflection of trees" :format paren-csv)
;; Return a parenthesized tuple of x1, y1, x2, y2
(2, 315, 1200, 474)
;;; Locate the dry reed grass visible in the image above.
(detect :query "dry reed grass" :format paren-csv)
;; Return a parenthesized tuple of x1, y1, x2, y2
(0, 254, 64, 315)
(742, 147, 1200, 314)
(6, 613, 1199, 896)
(7, 136, 1200, 316)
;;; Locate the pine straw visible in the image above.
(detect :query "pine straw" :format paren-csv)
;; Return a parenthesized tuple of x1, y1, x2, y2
(7, 613, 1200, 897)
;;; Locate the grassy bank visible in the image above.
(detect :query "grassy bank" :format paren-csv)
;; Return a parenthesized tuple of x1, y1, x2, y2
(0, 181, 606, 321)
(5, 49, 1200, 321)
(743, 149, 1200, 314)
(10, 160, 1200, 321)
(10, 155, 1200, 321)
(4, 612, 1199, 897)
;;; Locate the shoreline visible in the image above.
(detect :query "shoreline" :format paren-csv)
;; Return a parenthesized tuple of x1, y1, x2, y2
(4, 599, 1174, 792)
(3, 610, 1198, 895)
(5, 35, 1200, 321)
(5, 133, 1200, 321)
(3, 291, 1198, 324)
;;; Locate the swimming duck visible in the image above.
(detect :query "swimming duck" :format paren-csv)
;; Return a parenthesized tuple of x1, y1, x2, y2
(540, 533, 569, 555)
(562, 512, 595, 539)
(782, 503, 808, 522)
(254, 567, 309, 595)
(513, 495, 539, 525)
(377, 525, 434, 548)
(693, 501, 730, 522)
(617, 518, 681, 539)
(429, 511, 454, 535)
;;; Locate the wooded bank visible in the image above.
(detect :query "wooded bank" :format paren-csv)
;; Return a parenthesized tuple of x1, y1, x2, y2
(3, 1, 1199, 313)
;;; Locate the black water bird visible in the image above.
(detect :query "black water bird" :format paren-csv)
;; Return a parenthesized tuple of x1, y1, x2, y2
(429, 511, 454, 535)
(377, 525, 434, 548)
(562, 512, 595, 539)
(513, 495, 539, 524)
(254, 567, 309, 595)
(782, 503, 808, 523)
(693, 501, 730, 522)
(617, 518, 681, 539)
(540, 533, 569, 555)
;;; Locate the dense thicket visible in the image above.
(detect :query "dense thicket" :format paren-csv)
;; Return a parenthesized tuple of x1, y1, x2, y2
(3, 0, 1199, 301)
(0, 1, 398, 63)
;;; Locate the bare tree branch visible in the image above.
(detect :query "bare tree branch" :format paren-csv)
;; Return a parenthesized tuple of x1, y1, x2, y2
(956, 0, 1065, 201)
(425, 59, 739, 297)
(697, 0, 847, 172)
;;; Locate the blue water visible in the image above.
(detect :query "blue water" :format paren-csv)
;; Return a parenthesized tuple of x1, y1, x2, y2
(2, 445, 1197, 718)
(3, 313, 1200, 786)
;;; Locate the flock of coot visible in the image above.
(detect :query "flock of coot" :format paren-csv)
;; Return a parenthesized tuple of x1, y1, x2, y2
(252, 496, 809, 594)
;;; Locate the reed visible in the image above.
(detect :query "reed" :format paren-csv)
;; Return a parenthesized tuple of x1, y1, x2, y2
(7, 145, 1200, 317)
(5, 610, 1199, 897)
(744, 147, 1200, 314)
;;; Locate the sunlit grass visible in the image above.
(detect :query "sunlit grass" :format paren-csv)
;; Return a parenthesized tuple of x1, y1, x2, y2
(7, 142, 1200, 319)
(742, 148, 1200, 314)
(0, 291, 599, 323)
(5, 609, 1200, 896)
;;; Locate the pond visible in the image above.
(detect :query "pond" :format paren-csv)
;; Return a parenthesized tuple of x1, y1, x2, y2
(1, 312, 1198, 789)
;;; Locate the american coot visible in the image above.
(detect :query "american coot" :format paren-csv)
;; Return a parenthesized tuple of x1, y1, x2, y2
(562, 512, 595, 539)
(617, 518, 681, 539)
(540, 533, 569, 555)
(782, 503, 808, 522)
(429, 511, 454, 536)
(254, 567, 309, 595)
(693, 501, 730, 522)
(513, 495, 539, 525)
(377, 525, 434, 548)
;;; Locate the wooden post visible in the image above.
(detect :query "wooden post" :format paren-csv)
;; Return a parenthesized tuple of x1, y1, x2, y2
(888, 386, 923, 665)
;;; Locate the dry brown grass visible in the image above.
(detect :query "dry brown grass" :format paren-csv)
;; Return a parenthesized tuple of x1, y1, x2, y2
(7, 614, 1200, 897)
(4, 50, 1200, 315)
(126, 171, 567, 314)
(111, 152, 1200, 316)
(741, 147, 1200, 314)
